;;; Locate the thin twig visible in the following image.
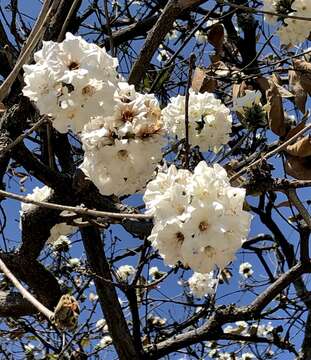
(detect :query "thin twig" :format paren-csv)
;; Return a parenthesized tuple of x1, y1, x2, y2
(0, 0, 57, 101)
(184, 53, 196, 169)
(230, 123, 311, 181)
(0, 116, 48, 157)
(287, 189, 311, 229)
(0, 258, 54, 319)
(224, 1, 311, 21)
(57, 0, 81, 41)
(0, 188, 152, 220)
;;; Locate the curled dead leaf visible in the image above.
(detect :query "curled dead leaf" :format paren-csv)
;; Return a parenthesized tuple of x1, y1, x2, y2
(285, 154, 311, 180)
(266, 79, 286, 137)
(192, 67, 217, 93)
(286, 135, 311, 158)
(208, 23, 224, 52)
(289, 69, 307, 113)
(293, 59, 311, 95)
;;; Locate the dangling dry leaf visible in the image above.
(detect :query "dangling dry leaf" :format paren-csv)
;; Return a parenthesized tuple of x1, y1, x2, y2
(286, 135, 311, 157)
(266, 79, 286, 137)
(289, 69, 307, 113)
(208, 23, 224, 52)
(293, 59, 311, 95)
(192, 67, 217, 93)
(255, 76, 270, 92)
(285, 155, 311, 180)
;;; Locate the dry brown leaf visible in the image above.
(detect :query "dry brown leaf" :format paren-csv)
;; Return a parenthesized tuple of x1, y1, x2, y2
(0, 102, 6, 113)
(293, 59, 311, 95)
(289, 69, 307, 113)
(208, 23, 224, 52)
(191, 67, 217, 93)
(286, 135, 311, 157)
(255, 76, 270, 92)
(285, 155, 311, 180)
(266, 79, 286, 137)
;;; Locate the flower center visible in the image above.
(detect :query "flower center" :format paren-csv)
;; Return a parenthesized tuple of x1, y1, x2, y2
(117, 149, 128, 159)
(68, 61, 80, 70)
(122, 109, 134, 122)
(175, 232, 184, 245)
(199, 220, 209, 232)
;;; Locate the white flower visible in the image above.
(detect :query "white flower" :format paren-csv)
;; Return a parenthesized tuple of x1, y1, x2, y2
(89, 292, 98, 302)
(149, 266, 165, 280)
(239, 262, 253, 278)
(147, 315, 166, 327)
(116, 265, 135, 282)
(98, 335, 112, 348)
(188, 272, 216, 297)
(20, 185, 52, 213)
(68, 258, 81, 268)
(195, 30, 208, 43)
(95, 319, 108, 332)
(81, 135, 164, 196)
(20, 186, 76, 244)
(51, 235, 71, 251)
(24, 343, 35, 354)
(232, 90, 262, 115)
(162, 90, 232, 152)
(148, 220, 186, 266)
(240, 353, 255, 360)
(144, 161, 252, 273)
(157, 45, 170, 62)
(23, 33, 119, 133)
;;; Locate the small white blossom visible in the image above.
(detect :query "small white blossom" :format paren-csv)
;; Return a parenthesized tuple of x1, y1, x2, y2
(116, 265, 135, 282)
(239, 262, 254, 278)
(98, 335, 112, 349)
(68, 258, 81, 268)
(188, 272, 216, 297)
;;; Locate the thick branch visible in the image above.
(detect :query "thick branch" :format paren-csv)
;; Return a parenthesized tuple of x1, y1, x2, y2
(81, 227, 143, 360)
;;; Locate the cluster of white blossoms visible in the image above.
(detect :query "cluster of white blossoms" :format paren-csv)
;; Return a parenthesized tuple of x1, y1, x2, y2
(23, 33, 119, 133)
(20, 186, 76, 244)
(144, 161, 252, 273)
(80, 82, 164, 196)
(116, 264, 136, 282)
(162, 90, 232, 152)
(209, 351, 255, 360)
(224, 321, 274, 338)
(188, 271, 216, 297)
(263, 0, 311, 45)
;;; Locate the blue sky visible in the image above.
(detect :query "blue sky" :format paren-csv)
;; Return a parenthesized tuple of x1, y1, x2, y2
(0, 1, 310, 359)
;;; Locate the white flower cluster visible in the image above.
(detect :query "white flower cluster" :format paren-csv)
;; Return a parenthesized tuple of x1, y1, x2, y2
(23, 33, 119, 133)
(188, 272, 216, 297)
(224, 321, 274, 337)
(80, 82, 164, 196)
(209, 349, 255, 360)
(116, 264, 135, 282)
(144, 161, 251, 273)
(263, 0, 311, 45)
(20, 186, 76, 244)
(162, 90, 232, 152)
